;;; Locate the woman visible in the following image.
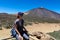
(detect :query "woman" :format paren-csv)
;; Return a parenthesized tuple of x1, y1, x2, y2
(13, 12, 29, 40)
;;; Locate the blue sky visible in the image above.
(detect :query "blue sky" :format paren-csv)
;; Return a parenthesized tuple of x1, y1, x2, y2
(0, 0, 60, 14)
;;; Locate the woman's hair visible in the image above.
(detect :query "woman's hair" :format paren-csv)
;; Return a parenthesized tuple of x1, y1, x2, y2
(17, 12, 24, 18)
(17, 15, 20, 18)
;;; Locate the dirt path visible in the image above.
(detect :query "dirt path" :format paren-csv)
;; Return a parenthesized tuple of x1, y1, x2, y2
(0, 23, 60, 40)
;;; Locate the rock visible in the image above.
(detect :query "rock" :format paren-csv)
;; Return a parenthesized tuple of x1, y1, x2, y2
(29, 32, 56, 40)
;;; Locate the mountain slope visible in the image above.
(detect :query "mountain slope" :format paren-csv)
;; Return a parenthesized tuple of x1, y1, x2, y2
(25, 8, 60, 23)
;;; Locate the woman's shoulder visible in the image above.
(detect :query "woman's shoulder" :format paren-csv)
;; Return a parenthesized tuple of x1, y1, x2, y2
(15, 19, 19, 21)
(14, 19, 19, 24)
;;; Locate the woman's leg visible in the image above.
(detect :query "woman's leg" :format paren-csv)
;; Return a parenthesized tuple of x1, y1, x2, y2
(16, 34, 19, 40)
(23, 33, 29, 40)
(16, 34, 23, 40)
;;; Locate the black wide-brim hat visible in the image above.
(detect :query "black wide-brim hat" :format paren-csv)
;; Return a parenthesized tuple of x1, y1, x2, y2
(18, 12, 24, 16)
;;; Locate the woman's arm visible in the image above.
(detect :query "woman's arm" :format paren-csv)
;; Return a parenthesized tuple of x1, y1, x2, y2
(23, 27, 28, 32)
(22, 20, 28, 32)
(14, 24, 21, 36)
(14, 24, 23, 40)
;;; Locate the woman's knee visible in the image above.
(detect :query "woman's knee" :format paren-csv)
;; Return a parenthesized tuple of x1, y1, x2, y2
(16, 34, 19, 40)
(16, 34, 23, 40)
(16, 34, 18, 40)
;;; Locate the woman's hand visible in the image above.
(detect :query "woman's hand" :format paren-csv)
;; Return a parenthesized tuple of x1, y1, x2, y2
(19, 34, 23, 40)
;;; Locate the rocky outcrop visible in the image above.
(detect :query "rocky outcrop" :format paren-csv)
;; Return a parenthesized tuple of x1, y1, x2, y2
(29, 32, 56, 40)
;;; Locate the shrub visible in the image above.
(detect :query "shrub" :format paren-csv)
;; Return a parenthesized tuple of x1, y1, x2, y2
(47, 30, 60, 40)
(0, 27, 2, 30)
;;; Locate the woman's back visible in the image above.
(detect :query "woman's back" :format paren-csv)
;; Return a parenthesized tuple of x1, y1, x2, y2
(14, 19, 24, 35)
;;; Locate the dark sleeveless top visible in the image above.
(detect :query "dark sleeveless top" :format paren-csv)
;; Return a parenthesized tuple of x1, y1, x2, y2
(15, 19, 24, 36)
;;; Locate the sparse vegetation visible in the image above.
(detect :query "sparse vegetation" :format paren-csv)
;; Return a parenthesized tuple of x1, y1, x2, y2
(0, 23, 2, 30)
(0, 12, 60, 29)
(24, 15, 60, 25)
(48, 30, 60, 40)
(0, 27, 2, 30)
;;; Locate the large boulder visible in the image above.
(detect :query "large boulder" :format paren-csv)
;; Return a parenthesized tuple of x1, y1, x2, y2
(29, 32, 56, 40)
